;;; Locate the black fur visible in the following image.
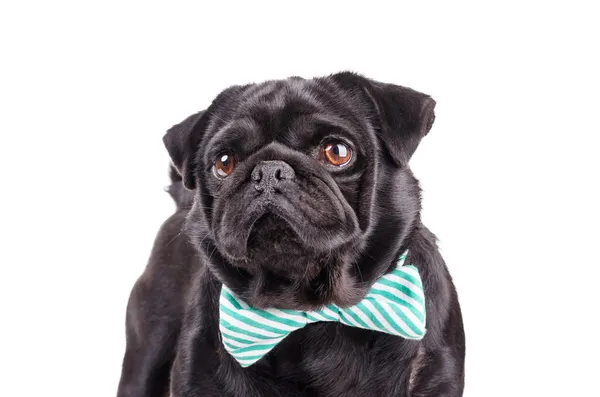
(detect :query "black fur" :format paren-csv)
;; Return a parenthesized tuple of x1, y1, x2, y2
(117, 72, 465, 397)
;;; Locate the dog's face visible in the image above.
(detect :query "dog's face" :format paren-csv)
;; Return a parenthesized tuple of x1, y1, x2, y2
(164, 73, 435, 310)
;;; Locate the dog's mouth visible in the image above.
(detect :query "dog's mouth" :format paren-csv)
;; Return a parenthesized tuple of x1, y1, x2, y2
(217, 198, 320, 260)
(240, 213, 323, 277)
(247, 213, 307, 257)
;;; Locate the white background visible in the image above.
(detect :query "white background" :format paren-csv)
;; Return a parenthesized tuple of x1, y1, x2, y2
(1, 2, 599, 396)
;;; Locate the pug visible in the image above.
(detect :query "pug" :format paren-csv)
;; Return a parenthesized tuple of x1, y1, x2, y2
(116, 72, 465, 397)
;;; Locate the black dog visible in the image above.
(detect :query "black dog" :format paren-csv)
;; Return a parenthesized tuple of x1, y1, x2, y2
(116, 72, 465, 397)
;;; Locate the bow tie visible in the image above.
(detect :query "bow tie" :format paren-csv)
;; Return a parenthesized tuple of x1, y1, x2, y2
(219, 252, 426, 367)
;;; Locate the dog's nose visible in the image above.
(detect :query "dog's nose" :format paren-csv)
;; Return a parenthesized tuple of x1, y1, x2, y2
(251, 160, 295, 192)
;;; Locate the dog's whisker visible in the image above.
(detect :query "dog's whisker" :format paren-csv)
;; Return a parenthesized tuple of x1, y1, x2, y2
(165, 230, 183, 247)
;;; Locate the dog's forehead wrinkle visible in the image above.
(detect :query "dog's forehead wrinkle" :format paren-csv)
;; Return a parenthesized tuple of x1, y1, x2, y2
(240, 80, 286, 109)
(221, 117, 260, 142)
(235, 116, 260, 130)
(207, 119, 238, 147)
(294, 80, 323, 107)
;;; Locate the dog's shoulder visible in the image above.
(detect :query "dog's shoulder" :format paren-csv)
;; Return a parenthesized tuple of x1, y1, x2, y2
(408, 223, 464, 350)
(134, 207, 199, 298)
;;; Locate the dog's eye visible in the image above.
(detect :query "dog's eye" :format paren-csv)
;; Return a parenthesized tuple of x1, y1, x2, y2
(320, 141, 352, 167)
(213, 153, 236, 178)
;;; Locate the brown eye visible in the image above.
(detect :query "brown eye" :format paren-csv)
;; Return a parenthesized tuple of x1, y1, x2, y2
(214, 153, 236, 178)
(321, 141, 352, 167)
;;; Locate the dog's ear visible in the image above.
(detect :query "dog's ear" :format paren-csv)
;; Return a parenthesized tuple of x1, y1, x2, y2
(163, 85, 251, 190)
(162, 110, 206, 190)
(331, 72, 436, 166)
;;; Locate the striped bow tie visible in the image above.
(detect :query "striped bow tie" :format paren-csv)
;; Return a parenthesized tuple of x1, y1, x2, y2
(219, 252, 426, 367)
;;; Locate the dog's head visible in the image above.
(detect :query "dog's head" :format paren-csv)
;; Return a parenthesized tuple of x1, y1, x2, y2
(164, 72, 435, 310)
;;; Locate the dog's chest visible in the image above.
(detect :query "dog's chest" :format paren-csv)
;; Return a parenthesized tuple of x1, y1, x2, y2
(262, 323, 418, 396)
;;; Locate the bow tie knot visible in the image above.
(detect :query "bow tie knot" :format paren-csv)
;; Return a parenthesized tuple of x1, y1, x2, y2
(219, 252, 426, 367)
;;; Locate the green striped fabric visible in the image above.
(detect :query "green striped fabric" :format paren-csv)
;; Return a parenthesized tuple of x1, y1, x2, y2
(219, 252, 426, 367)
